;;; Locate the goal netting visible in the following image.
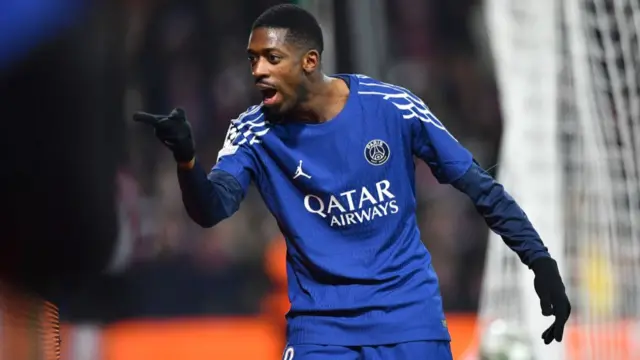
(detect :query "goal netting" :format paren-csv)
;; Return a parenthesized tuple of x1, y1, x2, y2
(477, 0, 640, 359)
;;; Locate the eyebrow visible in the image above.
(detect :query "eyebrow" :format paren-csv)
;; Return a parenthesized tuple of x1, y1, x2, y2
(247, 47, 280, 54)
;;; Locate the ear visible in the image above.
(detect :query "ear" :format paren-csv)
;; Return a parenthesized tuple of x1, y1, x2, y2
(302, 50, 320, 74)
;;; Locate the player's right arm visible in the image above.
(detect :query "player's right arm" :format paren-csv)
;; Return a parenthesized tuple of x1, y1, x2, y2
(176, 159, 247, 228)
(177, 116, 260, 228)
(133, 107, 258, 228)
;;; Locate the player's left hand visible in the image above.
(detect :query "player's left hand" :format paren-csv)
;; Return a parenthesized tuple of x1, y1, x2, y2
(530, 256, 571, 344)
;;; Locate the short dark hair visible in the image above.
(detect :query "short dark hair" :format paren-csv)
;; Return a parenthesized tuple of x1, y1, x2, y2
(252, 4, 324, 54)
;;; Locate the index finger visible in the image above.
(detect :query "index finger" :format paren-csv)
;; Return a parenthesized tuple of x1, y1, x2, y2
(133, 111, 162, 125)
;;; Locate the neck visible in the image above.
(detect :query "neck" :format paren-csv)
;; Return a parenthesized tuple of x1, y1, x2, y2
(290, 74, 349, 123)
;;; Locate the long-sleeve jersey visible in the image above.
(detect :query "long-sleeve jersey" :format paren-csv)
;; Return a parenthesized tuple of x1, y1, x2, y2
(177, 74, 550, 346)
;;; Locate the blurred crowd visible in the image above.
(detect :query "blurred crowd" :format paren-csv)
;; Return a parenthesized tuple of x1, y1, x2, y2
(62, 0, 503, 323)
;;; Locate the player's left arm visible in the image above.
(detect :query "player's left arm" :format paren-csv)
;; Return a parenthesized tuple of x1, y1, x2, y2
(408, 107, 547, 266)
(407, 99, 570, 344)
(452, 162, 550, 266)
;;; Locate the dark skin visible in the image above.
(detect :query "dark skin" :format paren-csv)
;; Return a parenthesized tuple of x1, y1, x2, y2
(247, 27, 349, 123)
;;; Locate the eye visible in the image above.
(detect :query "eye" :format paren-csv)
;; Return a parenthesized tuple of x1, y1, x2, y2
(247, 54, 257, 63)
(268, 54, 282, 63)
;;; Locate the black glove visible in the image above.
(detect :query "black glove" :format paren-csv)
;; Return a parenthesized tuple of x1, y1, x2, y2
(531, 256, 571, 344)
(133, 108, 195, 163)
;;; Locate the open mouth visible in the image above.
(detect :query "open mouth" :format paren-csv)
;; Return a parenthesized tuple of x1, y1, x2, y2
(256, 80, 281, 106)
(261, 88, 279, 105)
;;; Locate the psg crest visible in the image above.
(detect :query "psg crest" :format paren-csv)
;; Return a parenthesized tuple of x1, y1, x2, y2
(364, 139, 390, 165)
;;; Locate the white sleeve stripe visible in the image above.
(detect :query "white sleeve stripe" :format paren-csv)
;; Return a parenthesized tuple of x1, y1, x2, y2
(232, 106, 262, 122)
(253, 128, 270, 136)
(359, 81, 424, 104)
(235, 104, 262, 120)
(218, 104, 271, 159)
(358, 80, 458, 141)
(234, 113, 265, 130)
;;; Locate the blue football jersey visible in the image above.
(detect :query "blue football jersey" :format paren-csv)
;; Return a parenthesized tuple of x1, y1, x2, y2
(213, 74, 473, 346)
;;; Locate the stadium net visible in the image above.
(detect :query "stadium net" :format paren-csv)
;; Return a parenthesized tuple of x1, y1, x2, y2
(477, 0, 640, 359)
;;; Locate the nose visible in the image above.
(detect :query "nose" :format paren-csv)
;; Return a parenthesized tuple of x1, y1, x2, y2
(252, 58, 269, 79)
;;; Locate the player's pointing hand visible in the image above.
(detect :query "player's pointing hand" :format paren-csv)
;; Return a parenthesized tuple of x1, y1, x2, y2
(531, 257, 571, 344)
(133, 107, 195, 163)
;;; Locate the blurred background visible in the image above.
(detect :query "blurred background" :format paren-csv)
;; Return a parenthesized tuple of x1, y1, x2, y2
(0, 0, 638, 359)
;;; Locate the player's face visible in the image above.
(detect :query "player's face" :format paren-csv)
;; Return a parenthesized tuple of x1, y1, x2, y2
(247, 27, 309, 114)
